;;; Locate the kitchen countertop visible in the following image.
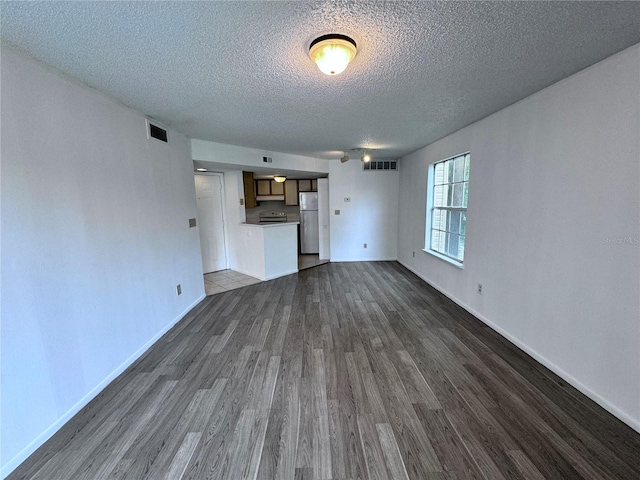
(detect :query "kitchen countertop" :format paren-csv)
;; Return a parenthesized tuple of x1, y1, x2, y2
(241, 221, 300, 228)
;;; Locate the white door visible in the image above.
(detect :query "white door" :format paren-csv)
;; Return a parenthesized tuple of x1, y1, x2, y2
(195, 174, 227, 273)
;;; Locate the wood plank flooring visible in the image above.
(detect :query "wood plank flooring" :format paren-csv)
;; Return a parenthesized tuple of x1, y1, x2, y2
(8, 261, 640, 480)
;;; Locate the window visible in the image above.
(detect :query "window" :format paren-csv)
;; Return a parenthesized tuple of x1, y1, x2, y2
(425, 153, 470, 264)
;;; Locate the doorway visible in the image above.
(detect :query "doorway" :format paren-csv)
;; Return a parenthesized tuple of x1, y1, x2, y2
(195, 173, 227, 273)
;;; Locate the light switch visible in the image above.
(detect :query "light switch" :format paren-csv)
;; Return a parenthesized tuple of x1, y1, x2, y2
(335, 209, 341, 215)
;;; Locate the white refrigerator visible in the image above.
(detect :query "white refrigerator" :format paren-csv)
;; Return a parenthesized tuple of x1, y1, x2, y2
(299, 192, 319, 254)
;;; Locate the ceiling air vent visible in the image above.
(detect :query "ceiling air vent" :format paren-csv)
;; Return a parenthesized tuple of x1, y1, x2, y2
(146, 120, 168, 143)
(262, 156, 273, 163)
(363, 160, 399, 171)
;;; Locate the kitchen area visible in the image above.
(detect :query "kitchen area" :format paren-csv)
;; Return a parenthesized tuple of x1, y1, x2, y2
(242, 172, 329, 270)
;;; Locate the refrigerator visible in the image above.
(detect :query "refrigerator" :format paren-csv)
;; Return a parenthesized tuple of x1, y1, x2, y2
(299, 192, 319, 254)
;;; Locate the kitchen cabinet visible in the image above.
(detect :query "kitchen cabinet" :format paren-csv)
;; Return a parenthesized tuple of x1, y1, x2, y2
(256, 180, 271, 195)
(298, 179, 312, 192)
(243, 171, 257, 208)
(311, 179, 317, 191)
(271, 180, 284, 195)
(284, 179, 298, 206)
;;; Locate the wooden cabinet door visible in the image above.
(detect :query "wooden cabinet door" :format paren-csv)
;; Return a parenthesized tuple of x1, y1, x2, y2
(298, 179, 311, 192)
(311, 179, 318, 191)
(256, 180, 271, 195)
(243, 171, 256, 208)
(285, 180, 298, 205)
(271, 180, 284, 195)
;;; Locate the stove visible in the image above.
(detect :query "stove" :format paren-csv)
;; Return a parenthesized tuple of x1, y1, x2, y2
(259, 211, 288, 223)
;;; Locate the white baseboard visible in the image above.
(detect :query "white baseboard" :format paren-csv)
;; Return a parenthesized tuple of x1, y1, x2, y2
(1, 293, 206, 479)
(330, 257, 398, 263)
(231, 268, 298, 282)
(264, 269, 299, 281)
(398, 260, 640, 434)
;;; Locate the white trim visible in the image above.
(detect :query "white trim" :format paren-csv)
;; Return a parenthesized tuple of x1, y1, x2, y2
(422, 248, 464, 269)
(329, 257, 398, 263)
(231, 268, 299, 282)
(264, 269, 299, 281)
(398, 260, 640, 434)
(0, 294, 206, 479)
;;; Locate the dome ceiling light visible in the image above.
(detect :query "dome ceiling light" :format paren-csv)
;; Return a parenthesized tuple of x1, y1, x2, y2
(273, 176, 286, 183)
(309, 34, 357, 76)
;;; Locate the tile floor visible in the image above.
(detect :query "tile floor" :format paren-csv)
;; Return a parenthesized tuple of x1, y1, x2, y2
(203, 269, 262, 296)
(205, 259, 328, 296)
(298, 254, 329, 270)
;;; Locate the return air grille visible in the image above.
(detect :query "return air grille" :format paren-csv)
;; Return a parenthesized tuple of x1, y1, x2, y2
(149, 123, 168, 142)
(362, 160, 398, 171)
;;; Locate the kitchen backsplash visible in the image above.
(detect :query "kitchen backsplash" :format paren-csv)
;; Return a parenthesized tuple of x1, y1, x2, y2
(245, 200, 301, 223)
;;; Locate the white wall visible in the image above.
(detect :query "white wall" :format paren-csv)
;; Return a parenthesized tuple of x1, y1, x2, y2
(191, 139, 329, 174)
(1, 48, 205, 476)
(397, 44, 640, 431)
(234, 224, 298, 281)
(329, 159, 399, 261)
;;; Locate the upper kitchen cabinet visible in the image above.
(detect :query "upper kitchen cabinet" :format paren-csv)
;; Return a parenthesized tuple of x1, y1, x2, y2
(298, 179, 312, 192)
(256, 180, 271, 196)
(243, 171, 257, 208)
(254, 178, 285, 201)
(271, 180, 284, 195)
(285, 180, 298, 206)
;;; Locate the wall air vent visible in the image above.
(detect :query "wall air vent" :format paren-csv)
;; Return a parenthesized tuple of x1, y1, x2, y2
(146, 119, 168, 143)
(262, 156, 273, 163)
(363, 160, 398, 171)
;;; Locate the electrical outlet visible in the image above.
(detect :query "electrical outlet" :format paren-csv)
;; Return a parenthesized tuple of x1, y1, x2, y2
(239, 198, 244, 205)
(477, 283, 482, 295)
(335, 209, 341, 215)
(188, 218, 197, 228)
(364, 243, 367, 248)
(177, 284, 182, 295)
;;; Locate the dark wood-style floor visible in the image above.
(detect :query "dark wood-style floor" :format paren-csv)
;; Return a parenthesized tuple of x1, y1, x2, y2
(9, 262, 640, 480)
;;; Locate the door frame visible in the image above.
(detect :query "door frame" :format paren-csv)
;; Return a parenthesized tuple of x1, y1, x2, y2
(194, 172, 229, 272)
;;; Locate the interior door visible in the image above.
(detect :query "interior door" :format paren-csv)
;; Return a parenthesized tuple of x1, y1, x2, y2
(195, 174, 227, 273)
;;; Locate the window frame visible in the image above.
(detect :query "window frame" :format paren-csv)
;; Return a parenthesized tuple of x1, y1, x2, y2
(424, 152, 470, 267)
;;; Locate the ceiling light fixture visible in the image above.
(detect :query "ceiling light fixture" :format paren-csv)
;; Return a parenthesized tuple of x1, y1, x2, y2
(196, 168, 207, 172)
(361, 151, 371, 162)
(309, 34, 357, 76)
(340, 151, 350, 163)
(273, 176, 286, 183)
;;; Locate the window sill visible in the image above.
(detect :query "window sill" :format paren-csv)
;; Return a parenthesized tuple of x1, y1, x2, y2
(422, 249, 464, 269)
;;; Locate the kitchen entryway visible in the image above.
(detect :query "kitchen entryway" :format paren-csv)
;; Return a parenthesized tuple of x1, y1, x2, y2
(204, 270, 261, 295)
(298, 254, 329, 270)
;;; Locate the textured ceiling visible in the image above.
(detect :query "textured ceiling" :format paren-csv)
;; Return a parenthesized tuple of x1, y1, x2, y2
(2, 1, 640, 160)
